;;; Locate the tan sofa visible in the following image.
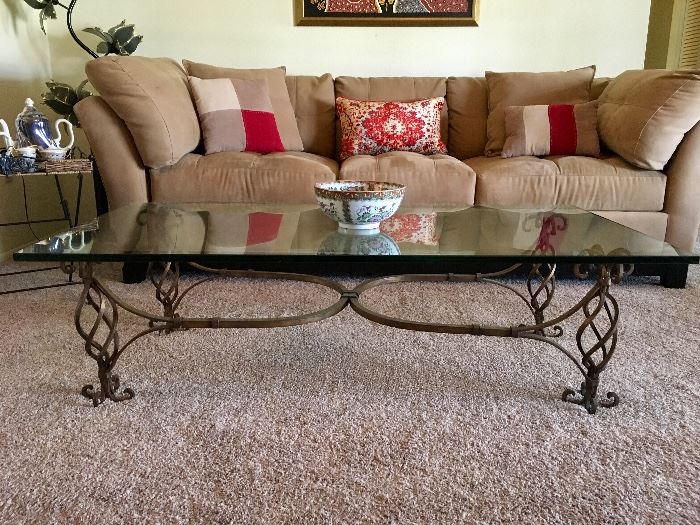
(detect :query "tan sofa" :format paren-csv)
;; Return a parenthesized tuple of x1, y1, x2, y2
(74, 57, 700, 256)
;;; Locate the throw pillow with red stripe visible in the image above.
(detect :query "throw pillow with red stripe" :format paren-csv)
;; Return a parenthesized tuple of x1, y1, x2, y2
(189, 76, 285, 155)
(501, 101, 600, 158)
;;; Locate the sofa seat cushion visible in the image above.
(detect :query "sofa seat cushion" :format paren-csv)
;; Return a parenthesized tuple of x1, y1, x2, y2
(466, 155, 666, 211)
(339, 152, 476, 207)
(150, 152, 338, 205)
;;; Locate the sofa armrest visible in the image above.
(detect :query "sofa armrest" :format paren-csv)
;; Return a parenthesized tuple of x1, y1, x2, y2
(74, 96, 148, 210)
(663, 122, 700, 252)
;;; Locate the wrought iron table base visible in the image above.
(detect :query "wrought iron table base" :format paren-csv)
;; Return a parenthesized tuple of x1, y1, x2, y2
(64, 260, 633, 414)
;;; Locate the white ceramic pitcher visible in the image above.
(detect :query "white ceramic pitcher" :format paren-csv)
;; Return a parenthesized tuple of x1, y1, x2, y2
(0, 119, 13, 150)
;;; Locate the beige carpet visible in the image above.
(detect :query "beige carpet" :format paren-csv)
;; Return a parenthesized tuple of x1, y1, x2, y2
(0, 255, 698, 524)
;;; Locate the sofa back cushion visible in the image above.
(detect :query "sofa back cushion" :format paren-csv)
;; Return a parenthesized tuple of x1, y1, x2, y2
(446, 77, 489, 160)
(85, 56, 201, 169)
(598, 69, 700, 170)
(286, 74, 336, 158)
(334, 77, 448, 156)
(183, 61, 304, 152)
(484, 66, 596, 156)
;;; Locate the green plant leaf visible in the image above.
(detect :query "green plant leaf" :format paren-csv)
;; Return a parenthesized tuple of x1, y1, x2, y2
(38, 3, 56, 34)
(23, 0, 50, 10)
(120, 35, 143, 56)
(96, 41, 109, 55)
(40, 80, 91, 126)
(83, 27, 113, 43)
(113, 23, 135, 44)
(107, 20, 127, 36)
(43, 97, 74, 117)
(44, 86, 78, 110)
(76, 79, 92, 100)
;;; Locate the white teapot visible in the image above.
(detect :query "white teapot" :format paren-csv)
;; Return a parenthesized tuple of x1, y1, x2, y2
(14, 98, 75, 161)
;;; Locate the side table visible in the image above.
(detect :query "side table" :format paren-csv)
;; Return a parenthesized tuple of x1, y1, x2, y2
(0, 159, 92, 295)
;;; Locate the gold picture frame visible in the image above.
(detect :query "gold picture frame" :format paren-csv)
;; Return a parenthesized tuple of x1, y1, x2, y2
(294, 0, 480, 27)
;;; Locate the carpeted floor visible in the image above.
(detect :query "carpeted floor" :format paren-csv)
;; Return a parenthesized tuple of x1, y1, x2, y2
(0, 252, 698, 524)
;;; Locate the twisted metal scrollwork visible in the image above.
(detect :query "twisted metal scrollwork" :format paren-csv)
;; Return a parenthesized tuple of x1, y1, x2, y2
(74, 263, 136, 406)
(526, 264, 563, 337)
(148, 262, 181, 319)
(574, 246, 635, 286)
(65, 259, 633, 414)
(561, 264, 621, 413)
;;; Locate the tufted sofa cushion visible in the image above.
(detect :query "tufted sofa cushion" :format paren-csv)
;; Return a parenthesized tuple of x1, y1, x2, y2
(466, 154, 666, 211)
(150, 152, 338, 204)
(339, 151, 476, 207)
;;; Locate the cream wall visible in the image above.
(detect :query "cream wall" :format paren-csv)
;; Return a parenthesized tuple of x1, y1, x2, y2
(1, 0, 651, 260)
(53, 0, 651, 79)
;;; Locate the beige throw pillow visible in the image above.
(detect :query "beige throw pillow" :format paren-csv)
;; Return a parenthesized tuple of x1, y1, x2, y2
(484, 66, 596, 156)
(598, 69, 700, 170)
(85, 56, 201, 169)
(183, 60, 304, 152)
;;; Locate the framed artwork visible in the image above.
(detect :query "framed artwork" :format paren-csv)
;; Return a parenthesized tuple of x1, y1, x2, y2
(294, 0, 480, 26)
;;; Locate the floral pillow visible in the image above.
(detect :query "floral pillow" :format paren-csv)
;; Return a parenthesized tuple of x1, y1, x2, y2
(380, 213, 440, 246)
(336, 97, 447, 161)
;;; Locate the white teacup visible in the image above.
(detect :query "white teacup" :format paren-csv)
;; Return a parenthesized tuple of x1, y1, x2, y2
(13, 146, 36, 159)
(38, 147, 68, 161)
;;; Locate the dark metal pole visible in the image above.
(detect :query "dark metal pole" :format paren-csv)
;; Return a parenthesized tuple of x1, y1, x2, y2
(65, 0, 98, 58)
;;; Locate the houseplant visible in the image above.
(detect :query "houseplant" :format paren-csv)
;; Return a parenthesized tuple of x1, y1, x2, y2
(21, 0, 143, 124)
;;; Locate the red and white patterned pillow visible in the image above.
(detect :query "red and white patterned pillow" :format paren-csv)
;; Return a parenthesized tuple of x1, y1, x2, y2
(188, 76, 285, 155)
(336, 97, 447, 161)
(380, 213, 439, 246)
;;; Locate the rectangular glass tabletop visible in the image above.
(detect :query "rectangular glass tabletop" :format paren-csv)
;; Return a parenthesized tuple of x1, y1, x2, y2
(13, 203, 699, 265)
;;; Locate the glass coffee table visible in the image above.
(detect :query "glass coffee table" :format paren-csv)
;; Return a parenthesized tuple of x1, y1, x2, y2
(14, 203, 699, 414)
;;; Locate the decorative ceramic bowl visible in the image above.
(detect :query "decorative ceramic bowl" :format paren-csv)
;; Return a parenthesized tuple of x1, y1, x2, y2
(318, 230, 400, 256)
(314, 181, 405, 231)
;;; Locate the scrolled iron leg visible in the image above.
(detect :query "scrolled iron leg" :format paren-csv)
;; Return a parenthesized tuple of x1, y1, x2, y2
(526, 263, 559, 336)
(75, 262, 135, 406)
(565, 264, 626, 414)
(148, 262, 183, 333)
(81, 357, 135, 407)
(562, 376, 619, 415)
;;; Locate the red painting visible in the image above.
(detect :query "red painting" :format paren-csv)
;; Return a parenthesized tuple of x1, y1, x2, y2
(297, 0, 478, 25)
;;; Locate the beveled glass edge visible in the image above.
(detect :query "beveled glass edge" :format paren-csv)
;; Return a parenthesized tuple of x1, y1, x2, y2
(13, 252, 700, 264)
